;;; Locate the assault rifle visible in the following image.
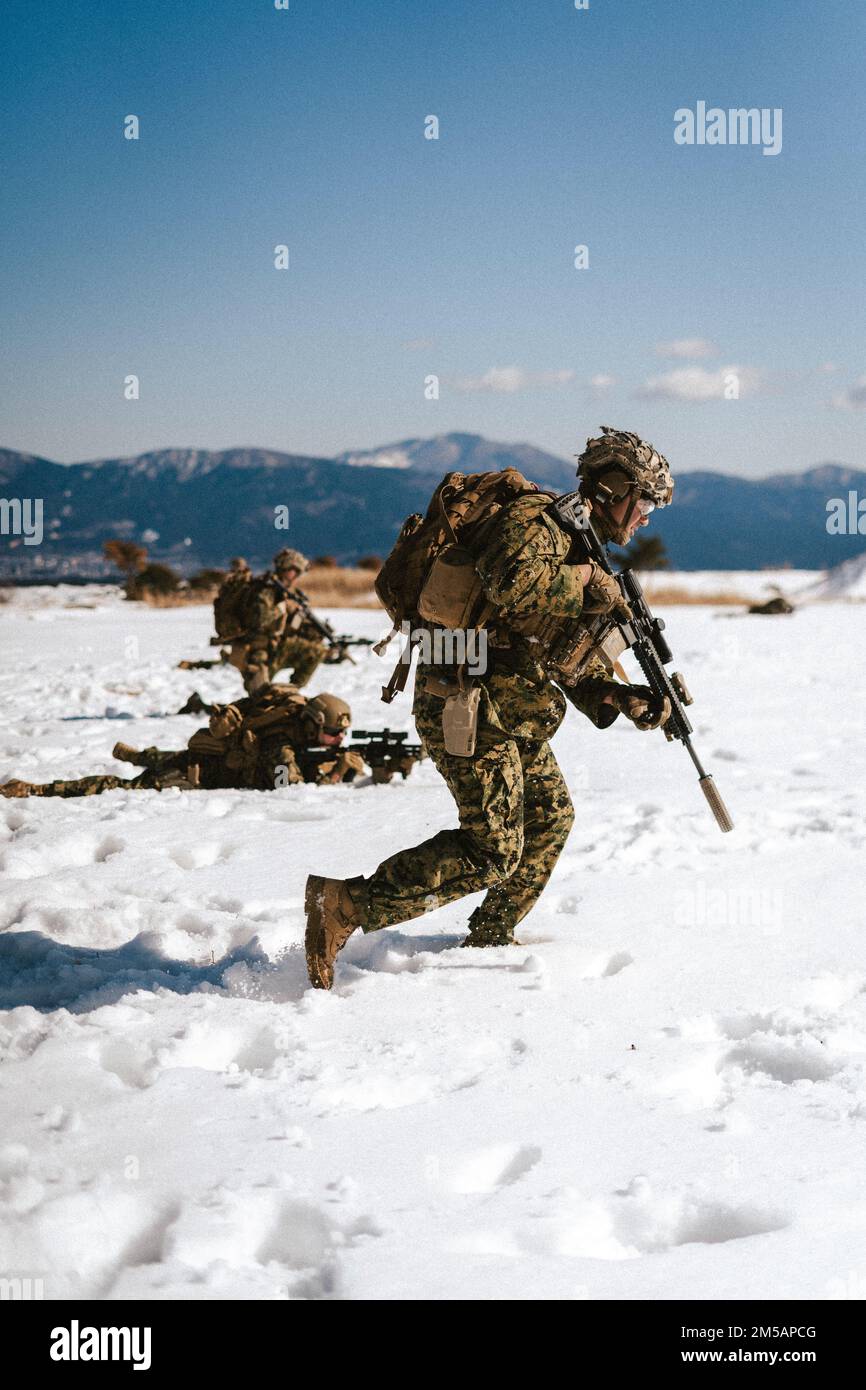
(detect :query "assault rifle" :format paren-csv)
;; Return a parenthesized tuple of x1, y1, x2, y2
(350, 729, 425, 782)
(290, 586, 375, 666)
(301, 729, 424, 784)
(552, 493, 734, 833)
(178, 656, 227, 670)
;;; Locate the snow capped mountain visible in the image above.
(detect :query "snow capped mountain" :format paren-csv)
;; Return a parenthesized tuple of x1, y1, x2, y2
(335, 433, 577, 488)
(337, 448, 415, 470)
(72, 448, 310, 481)
(1, 441, 865, 574)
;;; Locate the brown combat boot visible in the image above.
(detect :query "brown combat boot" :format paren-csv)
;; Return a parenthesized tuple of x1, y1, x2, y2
(304, 875, 365, 990)
(459, 930, 517, 948)
(177, 691, 210, 715)
(1, 780, 36, 798)
(112, 742, 143, 765)
(460, 907, 518, 948)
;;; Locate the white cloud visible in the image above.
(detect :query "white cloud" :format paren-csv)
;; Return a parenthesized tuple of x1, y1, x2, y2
(830, 376, 866, 410)
(654, 338, 719, 360)
(637, 365, 765, 402)
(589, 373, 617, 390)
(454, 366, 575, 394)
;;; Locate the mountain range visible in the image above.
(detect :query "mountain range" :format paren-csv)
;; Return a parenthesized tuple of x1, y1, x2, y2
(1, 434, 864, 576)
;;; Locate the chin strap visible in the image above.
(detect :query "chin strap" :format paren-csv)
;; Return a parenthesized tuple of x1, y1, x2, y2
(587, 486, 641, 547)
(618, 490, 643, 538)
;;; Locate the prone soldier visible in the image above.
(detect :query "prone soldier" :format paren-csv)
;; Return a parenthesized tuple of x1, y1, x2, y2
(1, 689, 365, 797)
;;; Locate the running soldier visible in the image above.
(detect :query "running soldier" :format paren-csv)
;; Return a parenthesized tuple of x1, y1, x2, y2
(305, 426, 675, 988)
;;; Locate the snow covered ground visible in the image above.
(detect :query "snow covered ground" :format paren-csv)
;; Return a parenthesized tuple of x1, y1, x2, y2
(0, 587, 864, 1302)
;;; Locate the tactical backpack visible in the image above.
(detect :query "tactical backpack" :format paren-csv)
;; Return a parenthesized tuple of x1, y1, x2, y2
(213, 573, 255, 641)
(193, 687, 309, 785)
(216, 572, 288, 643)
(374, 468, 547, 701)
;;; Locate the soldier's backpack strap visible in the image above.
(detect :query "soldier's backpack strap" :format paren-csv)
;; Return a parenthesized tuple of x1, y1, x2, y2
(244, 696, 305, 734)
(381, 630, 418, 704)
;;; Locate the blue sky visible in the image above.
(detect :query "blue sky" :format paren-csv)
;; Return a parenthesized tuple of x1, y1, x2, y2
(1, 0, 863, 476)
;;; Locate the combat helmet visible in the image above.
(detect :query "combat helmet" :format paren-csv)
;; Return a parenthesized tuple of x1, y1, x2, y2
(274, 547, 309, 576)
(304, 692, 352, 738)
(576, 425, 674, 545)
(229, 556, 250, 574)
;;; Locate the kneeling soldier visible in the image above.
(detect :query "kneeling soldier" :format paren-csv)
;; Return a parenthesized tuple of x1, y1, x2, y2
(237, 549, 328, 693)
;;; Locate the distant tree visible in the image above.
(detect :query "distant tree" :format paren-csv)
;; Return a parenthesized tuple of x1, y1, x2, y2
(312, 555, 338, 568)
(357, 555, 382, 572)
(126, 563, 181, 599)
(103, 539, 147, 575)
(619, 534, 671, 571)
(188, 568, 225, 590)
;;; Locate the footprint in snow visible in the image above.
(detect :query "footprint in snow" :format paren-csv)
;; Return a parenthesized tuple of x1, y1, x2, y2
(720, 1036, 838, 1085)
(580, 951, 634, 980)
(168, 842, 236, 870)
(446, 1143, 543, 1194)
(450, 1177, 789, 1261)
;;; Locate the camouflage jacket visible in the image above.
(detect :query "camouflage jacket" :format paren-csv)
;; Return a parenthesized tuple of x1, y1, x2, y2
(195, 687, 348, 788)
(418, 491, 619, 741)
(247, 574, 322, 650)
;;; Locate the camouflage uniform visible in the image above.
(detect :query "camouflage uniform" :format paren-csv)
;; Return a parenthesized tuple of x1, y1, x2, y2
(268, 593, 328, 689)
(350, 493, 619, 944)
(235, 574, 327, 692)
(2, 688, 360, 798)
(14, 751, 226, 798)
(206, 686, 357, 786)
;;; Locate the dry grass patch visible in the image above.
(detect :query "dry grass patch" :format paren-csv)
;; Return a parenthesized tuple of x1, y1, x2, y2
(300, 565, 381, 608)
(641, 586, 753, 606)
(134, 589, 219, 607)
(131, 569, 749, 610)
(133, 566, 382, 609)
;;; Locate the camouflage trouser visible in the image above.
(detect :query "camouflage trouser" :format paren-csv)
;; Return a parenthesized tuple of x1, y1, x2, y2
(226, 642, 267, 694)
(269, 635, 327, 689)
(21, 770, 157, 797)
(22, 750, 196, 798)
(232, 637, 327, 692)
(355, 682, 575, 941)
